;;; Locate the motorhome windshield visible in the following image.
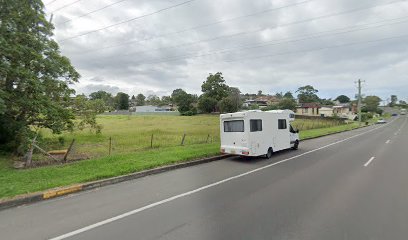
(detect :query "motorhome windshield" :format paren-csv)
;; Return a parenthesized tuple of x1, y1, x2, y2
(224, 120, 244, 132)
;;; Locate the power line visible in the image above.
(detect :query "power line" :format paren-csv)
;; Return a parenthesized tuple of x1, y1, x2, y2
(73, 0, 314, 54)
(59, 0, 200, 42)
(50, 0, 82, 14)
(46, 0, 59, 5)
(133, 17, 408, 64)
(72, 0, 408, 55)
(61, 0, 128, 24)
(75, 0, 407, 57)
(144, 33, 408, 66)
(222, 34, 408, 63)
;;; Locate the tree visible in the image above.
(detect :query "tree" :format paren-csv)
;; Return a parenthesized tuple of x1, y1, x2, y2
(135, 93, 146, 106)
(283, 91, 294, 99)
(89, 90, 114, 110)
(227, 87, 242, 112)
(257, 90, 263, 96)
(218, 97, 237, 113)
(276, 92, 283, 99)
(71, 95, 105, 133)
(161, 96, 172, 106)
(278, 98, 297, 110)
(201, 72, 229, 101)
(0, 1, 80, 151)
(320, 98, 334, 105)
(296, 85, 320, 103)
(171, 89, 187, 104)
(335, 95, 350, 103)
(198, 95, 218, 113)
(364, 95, 381, 112)
(114, 92, 129, 110)
(390, 95, 398, 107)
(146, 95, 161, 106)
(171, 89, 197, 115)
(0, 90, 5, 115)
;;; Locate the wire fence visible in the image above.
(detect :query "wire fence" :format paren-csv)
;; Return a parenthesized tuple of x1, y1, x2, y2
(29, 117, 345, 166)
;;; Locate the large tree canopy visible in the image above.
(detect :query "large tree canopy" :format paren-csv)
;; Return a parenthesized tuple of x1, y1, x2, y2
(335, 95, 351, 103)
(364, 95, 382, 112)
(0, 0, 80, 151)
(89, 90, 114, 110)
(296, 85, 320, 103)
(201, 72, 229, 101)
(114, 92, 129, 110)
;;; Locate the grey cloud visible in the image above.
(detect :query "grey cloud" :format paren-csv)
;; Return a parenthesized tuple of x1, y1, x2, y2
(76, 83, 120, 95)
(47, 0, 408, 100)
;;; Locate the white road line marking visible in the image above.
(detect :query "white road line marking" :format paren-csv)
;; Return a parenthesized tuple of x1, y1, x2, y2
(386, 140, 391, 144)
(364, 157, 376, 167)
(49, 121, 396, 240)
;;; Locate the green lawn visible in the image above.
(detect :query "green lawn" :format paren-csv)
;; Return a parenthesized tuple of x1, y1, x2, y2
(299, 122, 361, 139)
(0, 114, 366, 200)
(0, 143, 220, 199)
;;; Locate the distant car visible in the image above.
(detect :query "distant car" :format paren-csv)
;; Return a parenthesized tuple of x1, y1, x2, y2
(376, 119, 387, 124)
(392, 113, 398, 116)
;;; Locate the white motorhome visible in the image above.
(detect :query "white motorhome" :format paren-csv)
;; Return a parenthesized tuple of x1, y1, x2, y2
(220, 110, 300, 158)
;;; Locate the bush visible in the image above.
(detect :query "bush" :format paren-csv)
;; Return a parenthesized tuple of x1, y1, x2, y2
(180, 107, 197, 116)
(376, 108, 384, 115)
(361, 112, 373, 122)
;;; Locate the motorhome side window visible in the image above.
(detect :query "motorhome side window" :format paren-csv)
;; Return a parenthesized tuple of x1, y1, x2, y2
(278, 119, 287, 129)
(224, 120, 244, 132)
(250, 119, 262, 132)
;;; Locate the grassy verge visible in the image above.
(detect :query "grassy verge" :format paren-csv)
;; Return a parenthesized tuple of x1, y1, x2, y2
(0, 117, 368, 200)
(0, 143, 219, 199)
(300, 122, 362, 140)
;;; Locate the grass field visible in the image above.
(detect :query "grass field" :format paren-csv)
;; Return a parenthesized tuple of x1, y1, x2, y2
(0, 114, 364, 199)
(37, 115, 220, 160)
(37, 115, 346, 160)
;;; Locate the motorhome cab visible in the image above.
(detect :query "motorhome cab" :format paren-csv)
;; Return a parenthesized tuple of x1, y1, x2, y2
(220, 110, 299, 158)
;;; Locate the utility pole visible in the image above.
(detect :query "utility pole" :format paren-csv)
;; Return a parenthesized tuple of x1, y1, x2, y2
(356, 79, 365, 125)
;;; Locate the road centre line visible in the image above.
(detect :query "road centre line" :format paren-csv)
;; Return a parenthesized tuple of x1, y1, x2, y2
(386, 139, 391, 144)
(49, 119, 398, 240)
(364, 157, 376, 167)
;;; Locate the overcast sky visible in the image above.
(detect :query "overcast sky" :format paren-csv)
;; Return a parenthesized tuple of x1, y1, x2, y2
(45, 0, 408, 102)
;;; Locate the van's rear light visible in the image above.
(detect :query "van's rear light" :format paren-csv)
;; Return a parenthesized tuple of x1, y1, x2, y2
(241, 150, 249, 155)
(220, 148, 225, 153)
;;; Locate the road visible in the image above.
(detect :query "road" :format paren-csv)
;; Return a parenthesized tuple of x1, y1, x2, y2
(0, 116, 407, 240)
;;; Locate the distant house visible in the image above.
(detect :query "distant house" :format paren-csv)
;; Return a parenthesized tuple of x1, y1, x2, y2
(319, 103, 356, 120)
(295, 103, 321, 116)
(333, 104, 351, 116)
(320, 106, 334, 117)
(135, 105, 172, 113)
(243, 99, 268, 108)
(243, 95, 280, 108)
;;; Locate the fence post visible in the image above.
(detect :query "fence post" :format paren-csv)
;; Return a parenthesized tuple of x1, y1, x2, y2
(25, 137, 37, 167)
(63, 139, 75, 163)
(109, 137, 112, 155)
(150, 134, 154, 148)
(181, 133, 186, 146)
(206, 134, 210, 143)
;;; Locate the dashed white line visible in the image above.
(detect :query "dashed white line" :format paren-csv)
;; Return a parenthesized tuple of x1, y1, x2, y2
(49, 120, 397, 240)
(364, 157, 376, 167)
(385, 139, 391, 144)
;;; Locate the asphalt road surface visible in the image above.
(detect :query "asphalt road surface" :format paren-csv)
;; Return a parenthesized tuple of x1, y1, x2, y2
(1, 116, 407, 240)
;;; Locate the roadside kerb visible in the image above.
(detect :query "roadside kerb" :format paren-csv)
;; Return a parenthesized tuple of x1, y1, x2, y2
(0, 154, 231, 211)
